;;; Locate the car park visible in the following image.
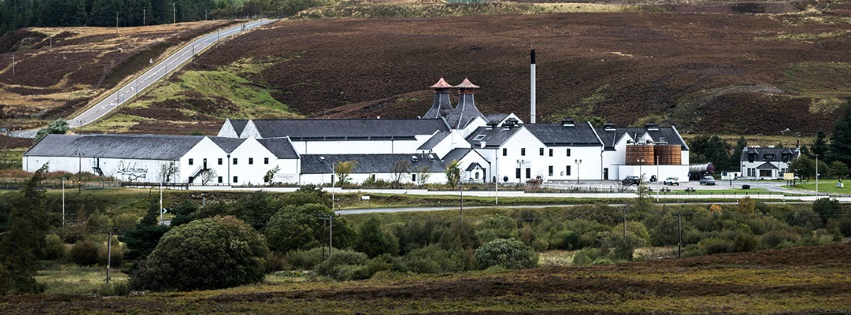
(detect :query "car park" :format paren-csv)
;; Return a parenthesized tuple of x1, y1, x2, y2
(622, 176, 641, 186)
(663, 177, 679, 186)
(699, 176, 716, 185)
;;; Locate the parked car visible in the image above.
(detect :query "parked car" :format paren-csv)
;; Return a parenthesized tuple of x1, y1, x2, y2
(622, 176, 641, 186)
(663, 177, 680, 186)
(699, 176, 716, 185)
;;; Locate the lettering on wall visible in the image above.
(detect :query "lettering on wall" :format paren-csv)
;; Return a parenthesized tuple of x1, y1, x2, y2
(117, 161, 149, 180)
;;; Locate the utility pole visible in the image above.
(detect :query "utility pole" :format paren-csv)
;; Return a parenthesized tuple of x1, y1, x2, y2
(816, 154, 819, 196)
(459, 177, 464, 224)
(143, 9, 146, 26)
(78, 153, 82, 194)
(62, 178, 65, 227)
(106, 229, 113, 284)
(173, 2, 176, 24)
(677, 211, 682, 258)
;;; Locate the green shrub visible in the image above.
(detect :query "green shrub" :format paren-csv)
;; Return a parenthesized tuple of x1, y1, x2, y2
(828, 217, 851, 237)
(760, 230, 800, 249)
(474, 238, 537, 270)
(266, 252, 291, 273)
(813, 198, 843, 224)
(130, 216, 269, 291)
(43, 234, 67, 261)
(733, 231, 757, 252)
(354, 216, 399, 258)
(313, 249, 370, 280)
(70, 240, 99, 266)
(97, 236, 124, 267)
(285, 247, 326, 270)
(404, 244, 469, 274)
(572, 247, 605, 265)
(698, 237, 733, 255)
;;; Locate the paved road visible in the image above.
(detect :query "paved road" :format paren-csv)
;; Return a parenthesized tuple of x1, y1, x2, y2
(12, 19, 275, 138)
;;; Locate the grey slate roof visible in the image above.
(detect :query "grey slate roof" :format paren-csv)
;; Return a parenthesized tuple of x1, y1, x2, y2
(300, 154, 444, 174)
(466, 126, 523, 148)
(445, 94, 485, 129)
(257, 138, 299, 159)
(210, 137, 246, 153)
(251, 119, 449, 140)
(25, 134, 204, 160)
(417, 131, 450, 150)
(485, 114, 509, 124)
(423, 91, 454, 119)
(756, 162, 779, 170)
(595, 127, 689, 151)
(525, 123, 602, 147)
(443, 148, 476, 164)
(230, 120, 249, 135)
(740, 147, 799, 163)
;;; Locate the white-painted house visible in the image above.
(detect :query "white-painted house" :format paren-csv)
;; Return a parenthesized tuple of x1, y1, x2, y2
(740, 146, 799, 180)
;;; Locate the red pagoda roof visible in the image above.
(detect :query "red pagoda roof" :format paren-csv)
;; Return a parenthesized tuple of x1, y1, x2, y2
(454, 78, 480, 89)
(430, 77, 452, 89)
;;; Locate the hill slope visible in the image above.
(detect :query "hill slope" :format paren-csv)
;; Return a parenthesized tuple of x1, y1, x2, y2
(97, 6, 851, 136)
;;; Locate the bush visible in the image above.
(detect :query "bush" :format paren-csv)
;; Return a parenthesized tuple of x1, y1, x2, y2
(313, 249, 370, 280)
(474, 238, 537, 270)
(572, 247, 607, 265)
(97, 236, 125, 267)
(404, 244, 469, 274)
(732, 231, 757, 252)
(698, 237, 733, 255)
(354, 216, 399, 258)
(813, 198, 843, 224)
(266, 252, 291, 273)
(130, 216, 269, 291)
(285, 247, 327, 270)
(70, 240, 99, 266)
(760, 230, 800, 249)
(43, 234, 67, 261)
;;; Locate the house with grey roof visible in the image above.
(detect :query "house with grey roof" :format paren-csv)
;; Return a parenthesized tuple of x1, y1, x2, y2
(740, 146, 799, 180)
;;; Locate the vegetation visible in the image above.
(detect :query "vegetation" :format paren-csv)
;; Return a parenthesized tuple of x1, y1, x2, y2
(33, 119, 68, 143)
(129, 216, 268, 291)
(0, 165, 50, 294)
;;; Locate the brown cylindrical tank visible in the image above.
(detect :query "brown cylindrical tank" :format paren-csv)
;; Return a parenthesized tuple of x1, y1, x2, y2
(625, 145, 655, 165)
(656, 145, 682, 165)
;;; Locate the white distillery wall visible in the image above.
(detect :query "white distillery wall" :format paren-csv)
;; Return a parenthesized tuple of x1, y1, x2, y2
(178, 138, 227, 184)
(25, 155, 174, 183)
(488, 128, 546, 184)
(529, 146, 602, 182)
(456, 152, 490, 183)
(228, 138, 281, 185)
(602, 133, 631, 180)
(298, 172, 445, 186)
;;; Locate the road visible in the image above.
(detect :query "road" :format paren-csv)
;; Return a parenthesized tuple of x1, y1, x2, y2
(12, 19, 275, 138)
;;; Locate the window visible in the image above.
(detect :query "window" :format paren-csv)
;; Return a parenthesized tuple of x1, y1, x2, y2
(566, 165, 572, 176)
(566, 149, 571, 156)
(502, 148, 507, 156)
(233, 158, 238, 165)
(515, 168, 521, 179)
(218, 176, 223, 184)
(549, 149, 553, 157)
(249, 158, 254, 165)
(548, 166, 553, 176)
(412, 174, 417, 182)
(264, 157, 269, 164)
(764, 154, 775, 161)
(189, 158, 194, 165)
(525, 168, 531, 179)
(539, 148, 544, 156)
(233, 176, 238, 183)
(521, 148, 526, 156)
(218, 158, 223, 165)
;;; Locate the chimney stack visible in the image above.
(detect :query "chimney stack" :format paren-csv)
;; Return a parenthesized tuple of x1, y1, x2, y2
(530, 49, 536, 124)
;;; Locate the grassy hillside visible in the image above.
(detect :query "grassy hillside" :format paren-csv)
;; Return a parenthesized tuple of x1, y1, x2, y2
(111, 1, 850, 137)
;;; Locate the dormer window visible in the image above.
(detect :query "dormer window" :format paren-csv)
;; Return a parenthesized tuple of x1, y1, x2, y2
(764, 154, 775, 161)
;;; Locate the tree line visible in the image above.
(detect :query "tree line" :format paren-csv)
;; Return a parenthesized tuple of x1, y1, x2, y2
(689, 99, 851, 179)
(0, 0, 335, 35)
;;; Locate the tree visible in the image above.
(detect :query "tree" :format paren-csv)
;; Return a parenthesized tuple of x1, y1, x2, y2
(789, 155, 815, 180)
(200, 169, 217, 186)
(812, 198, 843, 224)
(120, 200, 170, 264)
(415, 165, 432, 186)
(731, 136, 748, 170)
(0, 164, 50, 294)
(736, 196, 756, 215)
(130, 216, 268, 291)
(354, 216, 398, 258)
(812, 131, 830, 159)
(263, 165, 280, 185)
(334, 161, 357, 186)
(445, 160, 460, 189)
(389, 160, 409, 188)
(829, 161, 849, 179)
(158, 162, 177, 183)
(33, 119, 69, 143)
(264, 203, 354, 253)
(828, 102, 851, 168)
(474, 238, 537, 270)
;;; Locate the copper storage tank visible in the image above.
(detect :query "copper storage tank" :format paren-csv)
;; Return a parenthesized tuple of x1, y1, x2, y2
(625, 145, 655, 165)
(655, 144, 682, 165)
